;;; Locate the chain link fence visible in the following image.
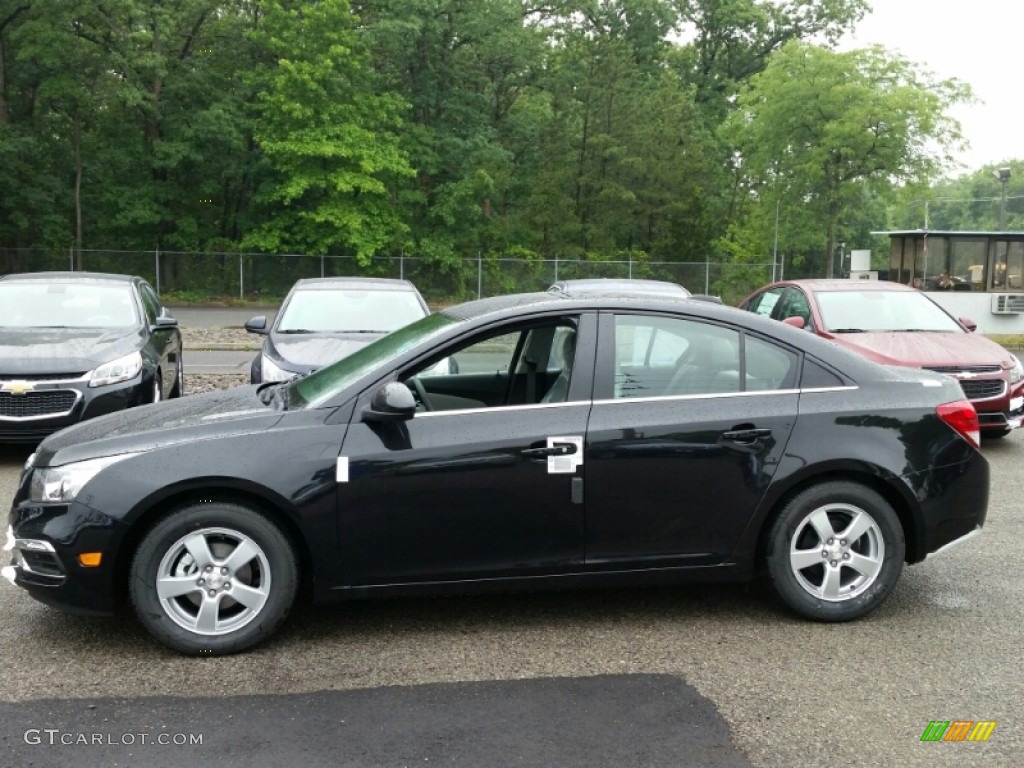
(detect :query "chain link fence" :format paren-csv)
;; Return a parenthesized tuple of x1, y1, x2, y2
(0, 248, 817, 306)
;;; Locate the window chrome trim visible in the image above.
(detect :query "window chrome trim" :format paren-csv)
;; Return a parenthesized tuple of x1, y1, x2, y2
(0, 389, 84, 421)
(414, 401, 592, 418)
(411, 385, 858, 417)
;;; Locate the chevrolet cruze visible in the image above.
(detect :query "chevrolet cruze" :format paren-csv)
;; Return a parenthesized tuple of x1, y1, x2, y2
(5, 291, 988, 654)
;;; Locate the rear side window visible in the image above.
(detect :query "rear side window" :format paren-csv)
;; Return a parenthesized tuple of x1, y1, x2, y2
(611, 315, 797, 398)
(745, 335, 799, 391)
(801, 358, 846, 388)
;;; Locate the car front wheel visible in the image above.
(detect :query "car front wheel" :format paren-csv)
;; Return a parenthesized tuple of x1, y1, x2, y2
(764, 481, 904, 622)
(130, 503, 299, 655)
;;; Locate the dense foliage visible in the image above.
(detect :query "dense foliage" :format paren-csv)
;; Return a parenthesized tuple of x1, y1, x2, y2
(0, 0, 984, 296)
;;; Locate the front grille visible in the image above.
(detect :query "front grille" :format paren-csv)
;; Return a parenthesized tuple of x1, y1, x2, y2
(959, 379, 1005, 401)
(0, 372, 86, 382)
(922, 365, 1001, 374)
(0, 390, 78, 419)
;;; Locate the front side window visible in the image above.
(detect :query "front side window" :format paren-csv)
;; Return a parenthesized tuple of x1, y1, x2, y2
(776, 288, 813, 328)
(139, 283, 161, 324)
(402, 320, 580, 411)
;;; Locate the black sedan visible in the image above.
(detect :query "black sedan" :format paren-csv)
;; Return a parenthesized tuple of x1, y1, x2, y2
(0, 272, 183, 444)
(244, 277, 431, 383)
(5, 292, 988, 655)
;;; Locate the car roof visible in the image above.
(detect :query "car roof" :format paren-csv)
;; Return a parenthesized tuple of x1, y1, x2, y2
(551, 278, 690, 295)
(0, 271, 138, 284)
(778, 279, 916, 293)
(291, 277, 420, 292)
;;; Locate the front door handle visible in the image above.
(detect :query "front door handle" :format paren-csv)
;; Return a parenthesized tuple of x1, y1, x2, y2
(521, 442, 578, 459)
(721, 427, 772, 444)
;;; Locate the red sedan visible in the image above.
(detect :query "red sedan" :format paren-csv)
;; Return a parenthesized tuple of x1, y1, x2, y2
(739, 279, 1024, 437)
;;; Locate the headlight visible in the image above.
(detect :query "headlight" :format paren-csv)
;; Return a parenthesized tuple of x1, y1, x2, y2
(1010, 355, 1024, 385)
(29, 454, 139, 503)
(261, 355, 298, 383)
(89, 351, 143, 388)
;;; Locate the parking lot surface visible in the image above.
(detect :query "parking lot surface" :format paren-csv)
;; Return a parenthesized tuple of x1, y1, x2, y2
(1, 423, 1020, 767)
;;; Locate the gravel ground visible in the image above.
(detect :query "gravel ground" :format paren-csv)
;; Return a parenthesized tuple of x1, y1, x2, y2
(181, 327, 257, 393)
(181, 327, 259, 352)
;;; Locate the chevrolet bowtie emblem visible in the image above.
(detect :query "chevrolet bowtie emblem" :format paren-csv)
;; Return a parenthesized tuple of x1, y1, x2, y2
(1, 380, 34, 396)
(955, 371, 976, 379)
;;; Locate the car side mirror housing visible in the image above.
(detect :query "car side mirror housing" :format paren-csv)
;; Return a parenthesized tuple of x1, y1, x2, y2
(782, 315, 806, 329)
(959, 316, 978, 332)
(153, 313, 178, 329)
(363, 381, 416, 423)
(245, 316, 268, 335)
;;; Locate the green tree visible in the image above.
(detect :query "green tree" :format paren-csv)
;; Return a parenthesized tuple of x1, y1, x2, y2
(726, 41, 969, 278)
(244, 0, 413, 261)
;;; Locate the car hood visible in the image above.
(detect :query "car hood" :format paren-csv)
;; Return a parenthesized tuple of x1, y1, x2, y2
(35, 385, 283, 467)
(268, 333, 381, 370)
(0, 326, 143, 374)
(826, 331, 1014, 369)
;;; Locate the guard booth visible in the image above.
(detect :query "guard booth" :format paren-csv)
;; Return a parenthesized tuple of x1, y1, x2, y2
(879, 230, 1024, 333)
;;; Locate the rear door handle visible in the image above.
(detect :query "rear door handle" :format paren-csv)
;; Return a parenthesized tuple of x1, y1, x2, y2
(521, 442, 578, 458)
(721, 428, 772, 444)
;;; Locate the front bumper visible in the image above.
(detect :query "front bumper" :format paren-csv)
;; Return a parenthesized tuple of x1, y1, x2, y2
(0, 372, 151, 444)
(5, 497, 129, 615)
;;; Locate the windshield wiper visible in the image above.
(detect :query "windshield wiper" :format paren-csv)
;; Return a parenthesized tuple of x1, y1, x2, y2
(343, 329, 388, 334)
(278, 328, 314, 334)
(830, 328, 866, 333)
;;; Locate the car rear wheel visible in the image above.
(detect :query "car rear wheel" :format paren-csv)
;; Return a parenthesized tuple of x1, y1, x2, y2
(130, 503, 299, 655)
(765, 482, 904, 622)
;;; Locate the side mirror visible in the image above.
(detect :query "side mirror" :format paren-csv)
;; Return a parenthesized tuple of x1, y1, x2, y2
(363, 381, 416, 423)
(153, 313, 178, 328)
(959, 316, 978, 332)
(782, 316, 806, 330)
(245, 316, 268, 335)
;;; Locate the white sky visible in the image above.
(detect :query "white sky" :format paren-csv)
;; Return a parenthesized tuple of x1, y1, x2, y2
(844, 0, 1024, 173)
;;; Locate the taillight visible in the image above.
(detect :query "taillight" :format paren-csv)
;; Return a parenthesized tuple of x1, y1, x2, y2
(936, 400, 980, 448)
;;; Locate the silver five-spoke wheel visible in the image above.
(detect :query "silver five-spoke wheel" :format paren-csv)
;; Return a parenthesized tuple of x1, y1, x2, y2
(788, 504, 883, 601)
(131, 502, 298, 655)
(156, 527, 272, 635)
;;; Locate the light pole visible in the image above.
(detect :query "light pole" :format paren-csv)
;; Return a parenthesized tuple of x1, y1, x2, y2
(993, 167, 1011, 230)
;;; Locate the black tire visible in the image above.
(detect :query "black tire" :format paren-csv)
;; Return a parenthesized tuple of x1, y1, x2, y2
(150, 370, 162, 403)
(169, 356, 184, 398)
(130, 502, 299, 655)
(764, 481, 905, 622)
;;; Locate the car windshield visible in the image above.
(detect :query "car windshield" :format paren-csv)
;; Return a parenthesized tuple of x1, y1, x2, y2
(0, 282, 138, 328)
(285, 312, 459, 408)
(815, 290, 964, 333)
(276, 288, 427, 333)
